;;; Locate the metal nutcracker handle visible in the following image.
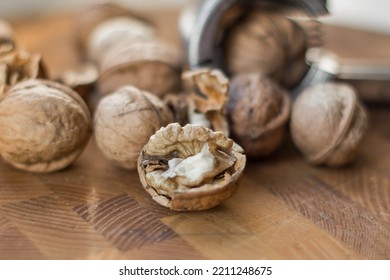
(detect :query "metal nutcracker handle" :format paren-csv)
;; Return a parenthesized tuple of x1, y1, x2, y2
(180, 0, 329, 69)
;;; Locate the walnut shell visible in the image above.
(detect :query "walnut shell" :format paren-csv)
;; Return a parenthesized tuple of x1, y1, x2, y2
(0, 79, 92, 172)
(0, 50, 47, 96)
(182, 68, 229, 135)
(94, 86, 174, 169)
(227, 73, 291, 157)
(290, 82, 369, 166)
(138, 123, 246, 211)
(224, 10, 308, 88)
(98, 39, 182, 98)
(0, 20, 16, 56)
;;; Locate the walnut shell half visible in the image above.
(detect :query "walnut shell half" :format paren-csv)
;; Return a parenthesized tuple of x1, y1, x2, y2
(0, 79, 92, 172)
(138, 123, 246, 211)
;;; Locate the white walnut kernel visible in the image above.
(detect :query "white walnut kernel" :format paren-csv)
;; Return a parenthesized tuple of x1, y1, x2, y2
(290, 82, 369, 166)
(94, 86, 174, 170)
(0, 79, 92, 172)
(138, 123, 246, 211)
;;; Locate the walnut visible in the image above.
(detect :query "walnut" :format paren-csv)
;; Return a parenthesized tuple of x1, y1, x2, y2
(0, 79, 92, 172)
(227, 73, 291, 157)
(290, 82, 369, 166)
(0, 50, 47, 96)
(138, 123, 246, 211)
(94, 86, 174, 170)
(87, 16, 155, 63)
(98, 39, 182, 98)
(163, 93, 188, 126)
(75, 2, 151, 56)
(182, 68, 229, 136)
(224, 10, 308, 88)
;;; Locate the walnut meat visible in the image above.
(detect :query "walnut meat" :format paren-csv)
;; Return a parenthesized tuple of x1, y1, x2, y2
(98, 39, 182, 98)
(138, 123, 246, 211)
(0, 79, 92, 172)
(94, 86, 174, 169)
(224, 10, 308, 88)
(290, 83, 369, 166)
(227, 73, 291, 157)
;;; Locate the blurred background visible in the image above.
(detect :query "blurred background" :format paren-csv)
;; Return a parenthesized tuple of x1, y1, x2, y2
(0, 0, 389, 35)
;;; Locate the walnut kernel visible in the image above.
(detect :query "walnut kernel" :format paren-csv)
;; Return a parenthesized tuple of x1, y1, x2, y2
(138, 123, 246, 211)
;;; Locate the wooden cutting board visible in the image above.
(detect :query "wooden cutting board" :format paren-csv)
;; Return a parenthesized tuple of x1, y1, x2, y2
(0, 9, 389, 260)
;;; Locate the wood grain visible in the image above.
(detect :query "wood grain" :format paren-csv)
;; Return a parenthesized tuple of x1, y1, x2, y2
(0, 9, 389, 260)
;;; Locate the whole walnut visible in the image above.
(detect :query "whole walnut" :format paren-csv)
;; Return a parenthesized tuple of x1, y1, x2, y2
(98, 39, 182, 98)
(75, 2, 151, 56)
(290, 82, 369, 166)
(224, 10, 308, 89)
(94, 86, 174, 169)
(0, 79, 92, 172)
(87, 16, 155, 63)
(227, 73, 291, 157)
(138, 123, 246, 211)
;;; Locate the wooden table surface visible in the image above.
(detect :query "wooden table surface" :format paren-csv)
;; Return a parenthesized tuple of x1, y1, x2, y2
(0, 9, 389, 260)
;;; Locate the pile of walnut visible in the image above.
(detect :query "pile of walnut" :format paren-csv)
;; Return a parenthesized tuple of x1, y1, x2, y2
(0, 4, 369, 211)
(222, 8, 369, 166)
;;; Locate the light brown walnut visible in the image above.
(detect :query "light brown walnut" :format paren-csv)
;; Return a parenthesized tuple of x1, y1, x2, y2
(0, 20, 16, 56)
(290, 82, 369, 166)
(98, 39, 182, 98)
(227, 73, 291, 157)
(94, 86, 174, 170)
(0, 79, 92, 172)
(224, 10, 308, 89)
(75, 2, 152, 57)
(138, 123, 246, 211)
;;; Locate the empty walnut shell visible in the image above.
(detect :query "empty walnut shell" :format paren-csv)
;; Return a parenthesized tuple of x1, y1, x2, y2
(0, 79, 92, 172)
(98, 39, 182, 98)
(94, 86, 174, 169)
(227, 73, 291, 157)
(290, 83, 369, 166)
(138, 123, 246, 211)
(224, 10, 308, 89)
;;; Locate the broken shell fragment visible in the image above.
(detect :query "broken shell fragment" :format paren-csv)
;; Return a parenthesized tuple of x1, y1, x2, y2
(138, 123, 246, 211)
(183, 68, 230, 136)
